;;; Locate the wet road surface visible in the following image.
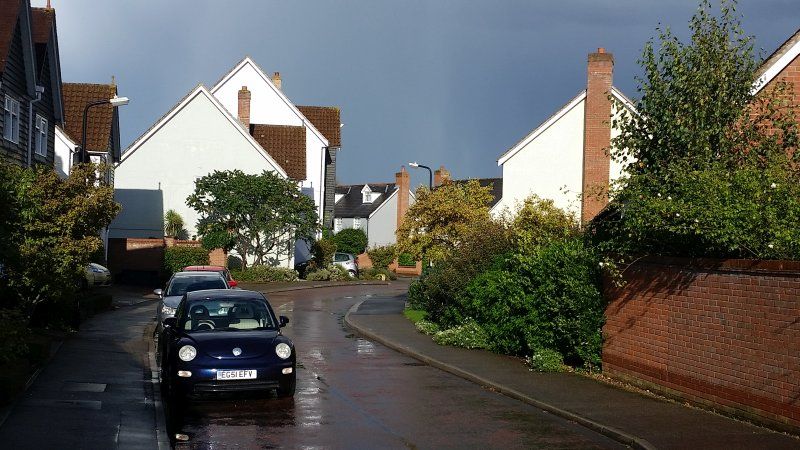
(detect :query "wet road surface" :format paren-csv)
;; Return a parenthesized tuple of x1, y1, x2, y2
(163, 284, 624, 449)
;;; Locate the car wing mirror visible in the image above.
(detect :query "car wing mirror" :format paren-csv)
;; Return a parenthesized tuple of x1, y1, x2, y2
(153, 288, 163, 297)
(279, 315, 289, 328)
(163, 317, 177, 328)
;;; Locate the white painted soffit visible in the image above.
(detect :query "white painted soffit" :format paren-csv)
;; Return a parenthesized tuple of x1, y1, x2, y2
(752, 34, 800, 94)
(119, 84, 288, 178)
(209, 56, 329, 147)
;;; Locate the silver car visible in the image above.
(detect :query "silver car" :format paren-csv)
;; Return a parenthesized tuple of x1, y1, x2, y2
(333, 252, 359, 277)
(155, 271, 229, 327)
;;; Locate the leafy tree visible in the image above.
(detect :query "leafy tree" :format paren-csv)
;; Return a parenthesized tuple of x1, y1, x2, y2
(502, 195, 579, 254)
(187, 170, 318, 268)
(163, 209, 187, 238)
(598, 0, 800, 259)
(396, 179, 494, 263)
(312, 238, 337, 268)
(333, 228, 368, 255)
(1, 163, 120, 319)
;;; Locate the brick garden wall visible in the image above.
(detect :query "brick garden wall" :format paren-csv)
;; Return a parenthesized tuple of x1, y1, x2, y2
(603, 257, 800, 431)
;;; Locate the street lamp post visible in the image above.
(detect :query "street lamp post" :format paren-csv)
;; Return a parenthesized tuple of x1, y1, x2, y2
(80, 96, 129, 163)
(408, 161, 433, 189)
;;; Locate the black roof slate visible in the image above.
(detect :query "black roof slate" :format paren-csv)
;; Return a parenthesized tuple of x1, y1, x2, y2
(334, 183, 396, 218)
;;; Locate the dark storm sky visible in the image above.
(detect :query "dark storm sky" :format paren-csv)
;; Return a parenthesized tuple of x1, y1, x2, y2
(50, 0, 798, 188)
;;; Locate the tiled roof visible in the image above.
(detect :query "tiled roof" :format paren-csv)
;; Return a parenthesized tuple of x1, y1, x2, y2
(30, 7, 53, 44)
(297, 105, 341, 147)
(335, 183, 396, 218)
(0, 0, 22, 72)
(450, 177, 503, 208)
(30, 7, 54, 75)
(62, 83, 116, 151)
(250, 124, 306, 180)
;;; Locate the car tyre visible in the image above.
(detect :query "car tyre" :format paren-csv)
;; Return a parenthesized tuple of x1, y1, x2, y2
(277, 375, 296, 397)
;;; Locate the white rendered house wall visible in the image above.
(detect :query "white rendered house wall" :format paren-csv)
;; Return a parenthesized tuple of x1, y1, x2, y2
(111, 89, 284, 243)
(211, 60, 327, 222)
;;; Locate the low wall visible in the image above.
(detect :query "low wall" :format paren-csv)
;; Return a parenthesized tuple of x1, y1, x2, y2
(603, 257, 800, 431)
(107, 238, 226, 284)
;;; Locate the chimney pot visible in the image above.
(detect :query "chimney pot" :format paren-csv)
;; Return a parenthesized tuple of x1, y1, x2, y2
(271, 72, 282, 91)
(598, 47, 605, 53)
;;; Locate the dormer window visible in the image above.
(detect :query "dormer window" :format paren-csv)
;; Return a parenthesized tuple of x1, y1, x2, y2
(361, 184, 374, 203)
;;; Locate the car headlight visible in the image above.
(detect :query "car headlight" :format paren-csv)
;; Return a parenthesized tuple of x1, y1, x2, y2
(161, 305, 176, 316)
(275, 343, 291, 359)
(90, 266, 104, 273)
(178, 345, 197, 362)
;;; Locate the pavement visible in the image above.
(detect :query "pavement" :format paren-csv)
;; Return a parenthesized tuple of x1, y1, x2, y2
(345, 297, 800, 450)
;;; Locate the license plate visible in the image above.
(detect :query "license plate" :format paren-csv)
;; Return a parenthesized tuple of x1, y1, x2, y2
(216, 369, 257, 380)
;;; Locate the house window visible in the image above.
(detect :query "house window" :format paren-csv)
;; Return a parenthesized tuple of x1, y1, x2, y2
(334, 218, 342, 232)
(3, 95, 20, 143)
(34, 115, 47, 156)
(354, 218, 361, 229)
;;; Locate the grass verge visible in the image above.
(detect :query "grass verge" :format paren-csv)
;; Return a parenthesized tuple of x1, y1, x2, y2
(403, 308, 427, 324)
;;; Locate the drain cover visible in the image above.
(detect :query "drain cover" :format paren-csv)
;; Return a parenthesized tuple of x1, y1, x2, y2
(62, 382, 108, 392)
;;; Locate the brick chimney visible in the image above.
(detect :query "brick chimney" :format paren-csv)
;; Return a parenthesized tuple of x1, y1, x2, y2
(581, 48, 614, 224)
(238, 86, 251, 129)
(396, 166, 410, 229)
(271, 72, 282, 91)
(433, 165, 450, 187)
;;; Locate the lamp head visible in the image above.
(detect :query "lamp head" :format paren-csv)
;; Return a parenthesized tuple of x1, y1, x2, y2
(109, 96, 129, 107)
(408, 162, 419, 168)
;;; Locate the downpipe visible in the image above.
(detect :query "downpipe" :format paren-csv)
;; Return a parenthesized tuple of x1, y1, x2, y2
(26, 86, 43, 167)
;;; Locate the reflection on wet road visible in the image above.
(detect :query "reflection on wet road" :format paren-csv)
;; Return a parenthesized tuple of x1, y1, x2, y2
(164, 284, 623, 449)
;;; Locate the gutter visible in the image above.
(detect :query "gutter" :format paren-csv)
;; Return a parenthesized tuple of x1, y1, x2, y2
(26, 85, 43, 167)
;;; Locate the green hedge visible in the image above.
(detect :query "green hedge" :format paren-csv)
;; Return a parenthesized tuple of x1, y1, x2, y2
(367, 245, 395, 270)
(358, 267, 396, 281)
(231, 266, 298, 282)
(306, 265, 350, 281)
(398, 252, 416, 267)
(333, 228, 368, 255)
(164, 246, 209, 275)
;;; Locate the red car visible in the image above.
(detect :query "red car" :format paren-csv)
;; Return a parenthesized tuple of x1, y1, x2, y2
(182, 265, 238, 288)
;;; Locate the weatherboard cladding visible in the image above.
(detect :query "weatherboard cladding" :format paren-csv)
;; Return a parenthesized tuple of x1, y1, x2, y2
(249, 124, 306, 180)
(335, 183, 396, 218)
(62, 83, 116, 151)
(0, 10, 30, 166)
(297, 105, 340, 147)
(323, 146, 337, 229)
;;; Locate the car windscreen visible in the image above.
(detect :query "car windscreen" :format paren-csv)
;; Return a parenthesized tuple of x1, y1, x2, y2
(166, 275, 227, 296)
(178, 298, 277, 332)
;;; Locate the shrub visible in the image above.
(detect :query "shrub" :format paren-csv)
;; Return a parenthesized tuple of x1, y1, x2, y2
(305, 265, 351, 281)
(312, 238, 337, 268)
(462, 237, 605, 369)
(415, 320, 440, 335)
(526, 349, 565, 373)
(505, 195, 579, 254)
(333, 228, 368, 255)
(406, 219, 512, 327)
(0, 308, 30, 364)
(227, 255, 243, 270)
(367, 245, 396, 270)
(164, 209, 187, 238)
(231, 266, 298, 282)
(164, 246, 209, 275)
(358, 267, 396, 281)
(397, 252, 416, 267)
(305, 268, 331, 281)
(432, 321, 489, 349)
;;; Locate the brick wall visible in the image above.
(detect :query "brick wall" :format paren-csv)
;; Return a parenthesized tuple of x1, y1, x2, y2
(603, 257, 800, 431)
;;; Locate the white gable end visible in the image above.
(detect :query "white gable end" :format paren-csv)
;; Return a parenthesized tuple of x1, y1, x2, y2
(111, 86, 286, 239)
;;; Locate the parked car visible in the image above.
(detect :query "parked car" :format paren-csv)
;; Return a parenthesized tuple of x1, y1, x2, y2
(83, 263, 112, 289)
(155, 272, 229, 328)
(333, 252, 358, 277)
(158, 289, 295, 400)
(183, 265, 238, 288)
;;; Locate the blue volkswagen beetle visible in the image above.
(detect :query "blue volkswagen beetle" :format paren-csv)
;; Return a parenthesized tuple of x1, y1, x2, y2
(158, 289, 296, 399)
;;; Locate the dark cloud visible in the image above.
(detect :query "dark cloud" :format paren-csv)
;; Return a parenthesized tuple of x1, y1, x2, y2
(49, 0, 797, 188)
